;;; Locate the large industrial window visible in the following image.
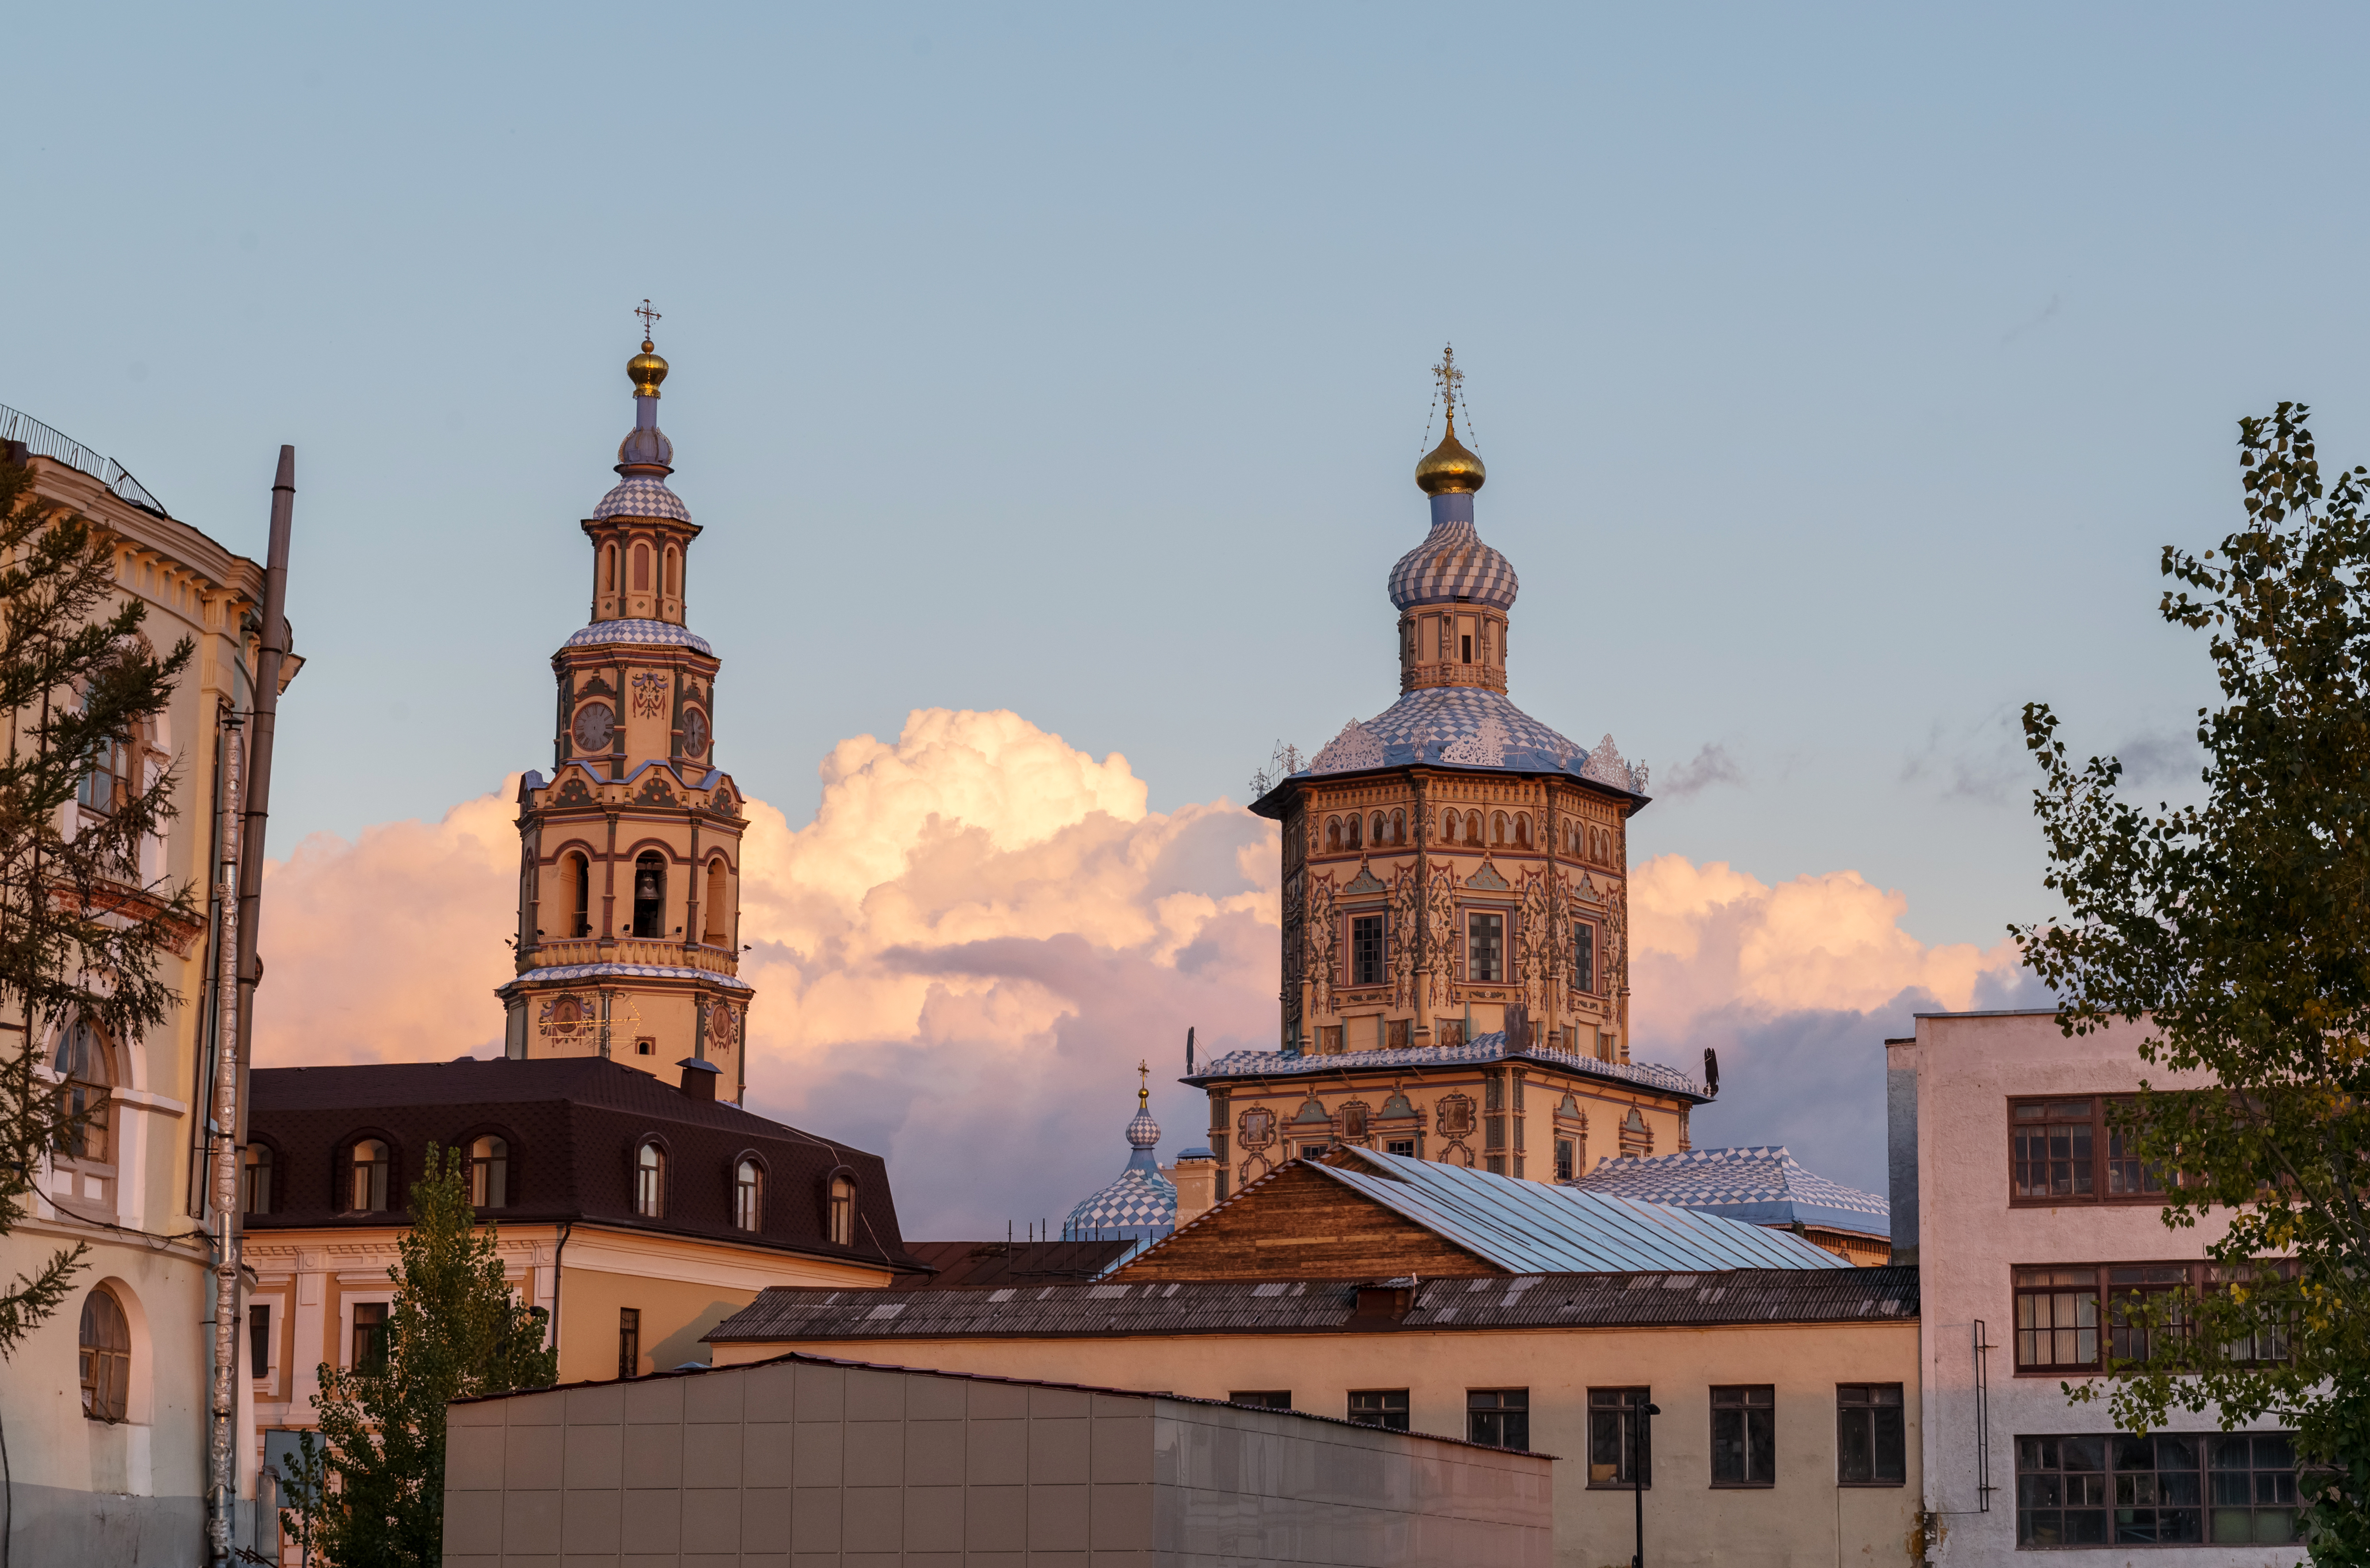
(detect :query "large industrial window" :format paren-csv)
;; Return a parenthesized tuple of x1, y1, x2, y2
(1468, 912, 1504, 983)
(2009, 1096, 2169, 1204)
(1469, 1388, 1529, 1452)
(1350, 915, 1385, 986)
(2014, 1431, 2303, 1548)
(1837, 1384, 1906, 1485)
(1588, 1387, 1651, 1486)
(1348, 1390, 1410, 1432)
(1711, 1386, 1775, 1486)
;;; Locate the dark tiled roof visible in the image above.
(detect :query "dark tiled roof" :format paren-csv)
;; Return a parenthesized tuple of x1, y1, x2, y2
(892, 1240, 1139, 1290)
(707, 1264, 1921, 1343)
(247, 1057, 922, 1272)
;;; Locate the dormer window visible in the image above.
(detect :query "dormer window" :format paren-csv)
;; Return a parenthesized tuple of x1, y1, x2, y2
(241, 1144, 273, 1214)
(348, 1140, 390, 1211)
(735, 1159, 764, 1231)
(828, 1173, 856, 1247)
(468, 1136, 508, 1208)
(635, 1141, 666, 1218)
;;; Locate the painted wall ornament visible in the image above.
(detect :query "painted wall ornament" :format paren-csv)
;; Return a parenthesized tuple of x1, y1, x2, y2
(630, 670, 671, 719)
(539, 993, 587, 1038)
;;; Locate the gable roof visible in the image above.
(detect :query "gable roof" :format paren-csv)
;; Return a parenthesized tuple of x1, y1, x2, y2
(1570, 1145, 1891, 1240)
(1122, 1148, 1846, 1278)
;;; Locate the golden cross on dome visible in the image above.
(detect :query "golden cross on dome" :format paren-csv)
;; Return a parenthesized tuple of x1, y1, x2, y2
(635, 298, 662, 343)
(1137, 1058, 1150, 1107)
(1433, 343, 1463, 429)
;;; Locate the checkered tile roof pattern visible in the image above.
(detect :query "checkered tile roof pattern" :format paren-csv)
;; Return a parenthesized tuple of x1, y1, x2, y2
(1191, 1030, 1709, 1100)
(592, 475, 692, 523)
(1061, 1167, 1178, 1242)
(1388, 519, 1519, 610)
(561, 619, 715, 655)
(1571, 1145, 1891, 1239)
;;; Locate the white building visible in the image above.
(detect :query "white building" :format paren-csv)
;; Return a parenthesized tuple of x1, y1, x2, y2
(0, 409, 290, 1562)
(1889, 1010, 2303, 1565)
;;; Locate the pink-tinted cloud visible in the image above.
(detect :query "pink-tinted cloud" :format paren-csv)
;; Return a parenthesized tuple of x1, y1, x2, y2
(251, 710, 2031, 1231)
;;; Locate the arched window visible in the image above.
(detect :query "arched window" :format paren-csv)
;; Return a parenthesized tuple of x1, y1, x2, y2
(348, 1140, 390, 1212)
(601, 542, 617, 594)
(468, 1136, 508, 1208)
(631, 852, 666, 938)
(664, 546, 681, 600)
(1345, 814, 1361, 851)
(53, 1017, 113, 1162)
(1514, 814, 1531, 850)
(635, 1141, 665, 1218)
(702, 857, 730, 945)
(567, 851, 590, 938)
(241, 1144, 273, 1214)
(828, 1173, 856, 1247)
(631, 542, 651, 592)
(1391, 809, 1406, 845)
(79, 1287, 130, 1422)
(734, 1159, 764, 1232)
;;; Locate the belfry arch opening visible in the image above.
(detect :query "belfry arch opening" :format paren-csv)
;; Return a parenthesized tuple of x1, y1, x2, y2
(703, 856, 730, 945)
(631, 851, 666, 938)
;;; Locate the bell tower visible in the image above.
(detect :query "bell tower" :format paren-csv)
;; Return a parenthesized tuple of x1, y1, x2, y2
(497, 315, 753, 1100)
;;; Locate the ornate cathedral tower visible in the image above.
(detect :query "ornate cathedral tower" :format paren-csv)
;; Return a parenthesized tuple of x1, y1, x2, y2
(499, 323, 752, 1101)
(1190, 349, 1711, 1193)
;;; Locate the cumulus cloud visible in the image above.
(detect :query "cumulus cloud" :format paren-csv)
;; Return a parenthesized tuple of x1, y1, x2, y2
(254, 707, 2037, 1233)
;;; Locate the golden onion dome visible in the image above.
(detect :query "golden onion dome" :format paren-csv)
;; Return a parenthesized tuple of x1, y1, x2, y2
(628, 339, 669, 398)
(1415, 420, 1486, 496)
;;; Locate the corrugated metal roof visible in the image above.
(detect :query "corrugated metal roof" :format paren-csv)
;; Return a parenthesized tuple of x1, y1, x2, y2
(706, 1264, 1919, 1344)
(1570, 1145, 1890, 1239)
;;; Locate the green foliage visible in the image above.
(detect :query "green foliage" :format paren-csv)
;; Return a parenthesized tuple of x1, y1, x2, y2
(2019, 404, 2370, 1562)
(288, 1144, 557, 1568)
(0, 455, 193, 1357)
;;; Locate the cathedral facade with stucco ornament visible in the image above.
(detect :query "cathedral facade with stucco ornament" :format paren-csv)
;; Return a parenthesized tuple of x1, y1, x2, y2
(1183, 350, 1709, 1207)
(497, 332, 753, 1100)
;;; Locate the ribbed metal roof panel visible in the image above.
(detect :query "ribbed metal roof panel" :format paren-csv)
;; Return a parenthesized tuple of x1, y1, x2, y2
(707, 1265, 1920, 1343)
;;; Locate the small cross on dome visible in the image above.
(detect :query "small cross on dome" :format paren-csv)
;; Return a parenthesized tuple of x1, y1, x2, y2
(635, 298, 662, 345)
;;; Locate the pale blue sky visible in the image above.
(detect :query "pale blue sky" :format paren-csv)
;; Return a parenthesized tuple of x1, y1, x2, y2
(15, 0, 2368, 963)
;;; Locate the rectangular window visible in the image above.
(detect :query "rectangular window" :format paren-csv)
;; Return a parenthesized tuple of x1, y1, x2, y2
(1574, 922, 1596, 993)
(1349, 1390, 1410, 1431)
(2108, 1265, 2190, 1364)
(1351, 915, 1385, 986)
(1555, 1138, 1574, 1181)
(1469, 912, 1504, 982)
(2015, 1430, 2301, 1548)
(248, 1303, 271, 1381)
(1468, 1389, 1529, 1451)
(1589, 1387, 1651, 1486)
(2015, 1268, 2102, 1371)
(618, 1307, 641, 1380)
(1386, 1138, 1416, 1157)
(1230, 1390, 1292, 1410)
(1711, 1386, 1775, 1486)
(2012, 1099, 2097, 1199)
(1837, 1384, 1905, 1485)
(351, 1302, 388, 1372)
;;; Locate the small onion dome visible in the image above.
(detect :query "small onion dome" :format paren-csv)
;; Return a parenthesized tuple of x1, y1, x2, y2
(616, 425, 675, 471)
(1387, 520, 1518, 610)
(1126, 1106, 1160, 1150)
(1415, 425, 1486, 495)
(628, 339, 669, 398)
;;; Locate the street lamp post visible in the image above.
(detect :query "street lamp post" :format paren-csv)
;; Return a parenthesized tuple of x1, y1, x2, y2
(1632, 1395, 1661, 1568)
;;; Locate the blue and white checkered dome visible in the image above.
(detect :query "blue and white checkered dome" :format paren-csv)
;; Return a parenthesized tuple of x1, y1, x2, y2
(1061, 1167, 1176, 1241)
(592, 475, 692, 524)
(1388, 515, 1519, 611)
(1126, 1106, 1160, 1149)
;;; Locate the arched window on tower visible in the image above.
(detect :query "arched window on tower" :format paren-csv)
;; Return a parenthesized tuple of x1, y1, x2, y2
(631, 852, 666, 938)
(664, 545, 681, 601)
(567, 851, 591, 938)
(703, 857, 730, 945)
(602, 543, 617, 596)
(632, 542, 651, 593)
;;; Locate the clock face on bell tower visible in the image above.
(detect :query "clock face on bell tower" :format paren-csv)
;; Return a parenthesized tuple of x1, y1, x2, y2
(494, 323, 755, 1102)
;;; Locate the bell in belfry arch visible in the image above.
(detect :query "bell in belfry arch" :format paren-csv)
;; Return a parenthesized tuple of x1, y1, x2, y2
(636, 866, 660, 903)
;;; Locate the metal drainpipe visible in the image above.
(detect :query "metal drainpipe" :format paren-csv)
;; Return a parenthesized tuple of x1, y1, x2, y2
(206, 717, 244, 1566)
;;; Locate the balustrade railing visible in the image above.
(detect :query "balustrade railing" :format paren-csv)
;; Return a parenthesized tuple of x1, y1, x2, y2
(528, 936, 737, 975)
